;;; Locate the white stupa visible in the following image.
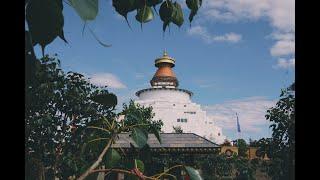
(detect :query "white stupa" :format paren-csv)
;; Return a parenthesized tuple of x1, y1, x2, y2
(135, 51, 226, 144)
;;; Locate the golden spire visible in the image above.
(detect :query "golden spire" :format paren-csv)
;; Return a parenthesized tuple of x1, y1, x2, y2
(155, 50, 175, 67)
(163, 49, 168, 56)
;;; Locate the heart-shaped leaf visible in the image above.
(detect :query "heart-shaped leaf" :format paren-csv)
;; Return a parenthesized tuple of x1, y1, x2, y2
(26, 0, 65, 54)
(112, 0, 136, 28)
(186, 0, 201, 24)
(131, 127, 148, 148)
(150, 126, 161, 144)
(135, 159, 145, 173)
(185, 166, 203, 180)
(135, 6, 154, 23)
(159, 0, 174, 32)
(171, 2, 184, 27)
(69, 0, 98, 21)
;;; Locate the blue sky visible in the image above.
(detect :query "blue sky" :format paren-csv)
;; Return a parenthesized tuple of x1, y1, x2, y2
(33, 0, 295, 142)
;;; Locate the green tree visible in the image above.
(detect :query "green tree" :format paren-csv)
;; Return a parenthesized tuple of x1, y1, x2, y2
(264, 83, 295, 180)
(234, 139, 248, 157)
(120, 100, 163, 133)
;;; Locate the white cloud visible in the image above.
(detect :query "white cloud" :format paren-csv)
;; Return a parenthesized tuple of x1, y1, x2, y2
(203, 97, 276, 134)
(199, 0, 295, 65)
(188, 25, 242, 43)
(89, 73, 126, 89)
(270, 39, 295, 57)
(201, 0, 294, 32)
(273, 58, 295, 69)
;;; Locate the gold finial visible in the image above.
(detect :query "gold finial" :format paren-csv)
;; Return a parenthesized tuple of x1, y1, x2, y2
(163, 49, 168, 56)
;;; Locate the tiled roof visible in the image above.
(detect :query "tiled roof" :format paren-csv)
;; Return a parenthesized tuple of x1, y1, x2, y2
(112, 133, 220, 149)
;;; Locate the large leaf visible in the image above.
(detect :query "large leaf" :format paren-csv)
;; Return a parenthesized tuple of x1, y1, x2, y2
(186, 0, 201, 23)
(112, 0, 136, 28)
(159, 1, 174, 32)
(171, 2, 184, 27)
(26, 0, 65, 54)
(147, 0, 163, 7)
(150, 126, 161, 144)
(69, 0, 98, 21)
(105, 149, 121, 168)
(91, 93, 117, 108)
(185, 166, 203, 180)
(130, 127, 148, 148)
(135, 6, 154, 23)
(135, 159, 145, 173)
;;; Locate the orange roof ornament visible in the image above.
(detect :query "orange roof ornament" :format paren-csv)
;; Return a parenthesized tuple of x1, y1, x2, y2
(151, 51, 179, 87)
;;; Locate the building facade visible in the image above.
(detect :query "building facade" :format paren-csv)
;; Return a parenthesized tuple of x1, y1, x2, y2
(135, 51, 226, 144)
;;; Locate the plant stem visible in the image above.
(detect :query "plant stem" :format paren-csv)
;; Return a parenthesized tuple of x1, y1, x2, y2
(77, 134, 115, 180)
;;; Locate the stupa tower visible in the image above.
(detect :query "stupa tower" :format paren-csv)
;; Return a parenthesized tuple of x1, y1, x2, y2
(150, 51, 179, 88)
(135, 51, 226, 144)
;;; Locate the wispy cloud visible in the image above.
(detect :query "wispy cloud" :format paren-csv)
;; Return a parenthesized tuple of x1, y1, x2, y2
(89, 73, 127, 89)
(203, 96, 276, 139)
(273, 58, 295, 69)
(187, 25, 242, 43)
(134, 73, 145, 79)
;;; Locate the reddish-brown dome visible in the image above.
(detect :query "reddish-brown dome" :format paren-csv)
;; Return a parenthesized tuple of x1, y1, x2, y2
(150, 51, 179, 87)
(154, 66, 176, 78)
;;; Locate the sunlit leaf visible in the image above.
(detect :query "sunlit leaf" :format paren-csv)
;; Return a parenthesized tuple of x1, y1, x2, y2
(135, 159, 145, 173)
(171, 2, 184, 27)
(135, 6, 154, 23)
(185, 166, 203, 180)
(69, 0, 98, 21)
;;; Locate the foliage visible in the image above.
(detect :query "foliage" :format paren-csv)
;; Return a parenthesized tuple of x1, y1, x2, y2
(172, 126, 183, 133)
(120, 100, 163, 133)
(25, 0, 203, 55)
(25, 55, 117, 179)
(234, 139, 248, 157)
(257, 82, 295, 180)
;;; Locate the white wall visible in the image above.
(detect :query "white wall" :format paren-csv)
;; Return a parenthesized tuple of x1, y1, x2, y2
(135, 88, 226, 144)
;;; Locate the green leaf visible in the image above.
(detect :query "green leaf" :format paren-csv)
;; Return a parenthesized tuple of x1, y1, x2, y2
(150, 126, 161, 144)
(105, 149, 121, 168)
(69, 0, 98, 21)
(171, 2, 184, 27)
(159, 1, 174, 32)
(135, 159, 145, 173)
(135, 6, 154, 23)
(112, 0, 136, 28)
(26, 0, 65, 53)
(185, 166, 203, 180)
(147, 0, 163, 7)
(131, 127, 148, 148)
(186, 0, 201, 24)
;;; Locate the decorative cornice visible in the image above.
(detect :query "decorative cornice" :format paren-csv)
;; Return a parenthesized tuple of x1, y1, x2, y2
(135, 87, 193, 97)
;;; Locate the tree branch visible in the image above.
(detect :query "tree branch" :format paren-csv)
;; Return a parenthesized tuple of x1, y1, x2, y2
(77, 134, 115, 180)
